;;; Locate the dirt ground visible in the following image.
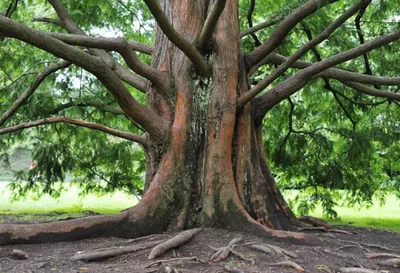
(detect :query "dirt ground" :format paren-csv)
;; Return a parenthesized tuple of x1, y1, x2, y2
(0, 214, 399, 273)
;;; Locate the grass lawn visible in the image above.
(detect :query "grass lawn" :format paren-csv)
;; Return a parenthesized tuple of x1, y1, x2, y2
(0, 182, 137, 214)
(1, 182, 399, 231)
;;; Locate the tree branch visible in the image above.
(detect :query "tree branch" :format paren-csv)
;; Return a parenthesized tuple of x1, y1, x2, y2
(240, 14, 284, 38)
(31, 17, 61, 27)
(245, 0, 262, 46)
(0, 15, 169, 142)
(341, 81, 400, 101)
(239, 0, 369, 108)
(266, 53, 400, 86)
(143, 0, 209, 76)
(198, 0, 227, 52)
(47, 0, 148, 93)
(354, 4, 379, 89)
(253, 28, 400, 121)
(47, 101, 125, 116)
(0, 117, 148, 147)
(0, 60, 71, 127)
(46, 32, 170, 97)
(245, 0, 339, 70)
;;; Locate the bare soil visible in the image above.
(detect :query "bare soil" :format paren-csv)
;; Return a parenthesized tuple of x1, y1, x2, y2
(0, 214, 399, 273)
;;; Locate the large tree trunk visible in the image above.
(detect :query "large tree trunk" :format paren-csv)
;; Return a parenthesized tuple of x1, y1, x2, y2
(0, 0, 309, 245)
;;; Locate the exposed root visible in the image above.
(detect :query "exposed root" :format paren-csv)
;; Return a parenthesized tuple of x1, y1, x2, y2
(365, 253, 400, 259)
(0, 211, 129, 245)
(245, 243, 297, 258)
(71, 239, 165, 261)
(9, 249, 29, 260)
(148, 228, 201, 260)
(338, 239, 394, 252)
(298, 216, 333, 229)
(224, 264, 245, 273)
(337, 244, 370, 252)
(209, 237, 242, 262)
(266, 261, 305, 272)
(298, 226, 352, 235)
(144, 256, 202, 268)
(376, 258, 400, 267)
(122, 234, 172, 245)
(338, 267, 377, 273)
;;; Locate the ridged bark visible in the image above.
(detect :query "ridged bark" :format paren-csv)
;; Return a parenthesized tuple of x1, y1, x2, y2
(0, 0, 310, 246)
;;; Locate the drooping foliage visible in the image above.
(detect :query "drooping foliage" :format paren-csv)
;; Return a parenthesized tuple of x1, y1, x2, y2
(1, 0, 400, 218)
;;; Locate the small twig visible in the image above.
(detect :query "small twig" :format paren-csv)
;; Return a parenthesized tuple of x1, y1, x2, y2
(267, 261, 305, 272)
(338, 268, 377, 273)
(122, 234, 171, 245)
(365, 253, 400, 259)
(338, 239, 394, 252)
(144, 256, 200, 268)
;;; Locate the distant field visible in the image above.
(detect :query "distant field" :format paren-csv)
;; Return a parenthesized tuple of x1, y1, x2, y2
(0, 182, 399, 231)
(0, 182, 137, 214)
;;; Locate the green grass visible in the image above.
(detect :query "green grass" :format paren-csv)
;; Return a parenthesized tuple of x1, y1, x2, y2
(0, 182, 137, 214)
(310, 194, 400, 231)
(1, 182, 399, 231)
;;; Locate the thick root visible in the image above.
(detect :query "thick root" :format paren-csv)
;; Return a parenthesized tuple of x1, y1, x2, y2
(0, 212, 129, 245)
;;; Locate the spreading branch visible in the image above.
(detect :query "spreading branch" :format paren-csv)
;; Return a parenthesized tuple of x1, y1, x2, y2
(253, 28, 400, 121)
(47, 101, 125, 116)
(239, 0, 368, 108)
(0, 15, 169, 142)
(0, 117, 148, 146)
(0, 60, 71, 127)
(198, 0, 227, 52)
(266, 53, 400, 86)
(245, 0, 339, 70)
(45, 32, 170, 96)
(143, 0, 209, 76)
(240, 14, 284, 38)
(341, 81, 400, 101)
(47, 0, 148, 93)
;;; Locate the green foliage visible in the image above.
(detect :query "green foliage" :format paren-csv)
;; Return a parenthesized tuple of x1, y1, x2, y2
(1, 0, 400, 217)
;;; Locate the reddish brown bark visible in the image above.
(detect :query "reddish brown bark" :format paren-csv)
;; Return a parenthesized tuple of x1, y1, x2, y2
(0, 0, 311, 246)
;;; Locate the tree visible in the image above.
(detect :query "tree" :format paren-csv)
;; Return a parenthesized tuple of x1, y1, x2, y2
(1, 0, 400, 245)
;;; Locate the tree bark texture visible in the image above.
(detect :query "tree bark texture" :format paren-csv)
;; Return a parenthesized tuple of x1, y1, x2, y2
(0, 0, 307, 245)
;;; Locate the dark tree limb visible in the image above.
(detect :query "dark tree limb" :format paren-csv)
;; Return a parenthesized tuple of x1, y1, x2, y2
(31, 17, 61, 26)
(246, 0, 262, 46)
(0, 116, 149, 147)
(47, 101, 125, 116)
(245, 0, 339, 70)
(341, 81, 400, 101)
(0, 15, 169, 143)
(255, 53, 400, 86)
(253, 28, 400, 122)
(198, 0, 227, 52)
(46, 32, 170, 97)
(47, 0, 148, 93)
(143, 0, 209, 76)
(240, 14, 284, 38)
(239, 0, 369, 107)
(354, 4, 380, 89)
(0, 60, 71, 127)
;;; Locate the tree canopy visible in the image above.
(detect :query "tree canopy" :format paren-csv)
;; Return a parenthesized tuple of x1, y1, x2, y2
(1, 0, 400, 220)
